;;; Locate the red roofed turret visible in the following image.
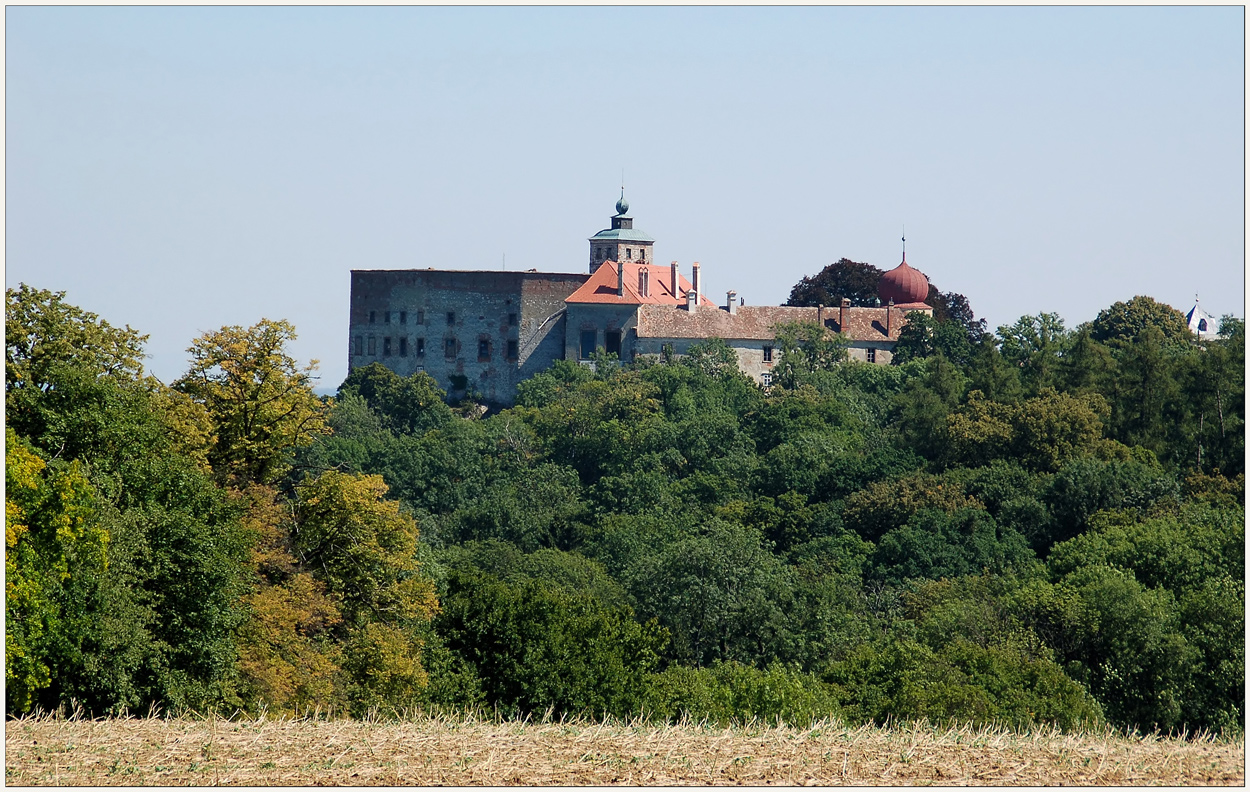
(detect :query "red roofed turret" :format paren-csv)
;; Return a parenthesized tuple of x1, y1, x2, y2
(878, 235, 930, 306)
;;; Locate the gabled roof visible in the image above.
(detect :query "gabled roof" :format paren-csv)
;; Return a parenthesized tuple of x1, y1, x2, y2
(566, 261, 718, 306)
(634, 303, 928, 343)
(589, 228, 655, 242)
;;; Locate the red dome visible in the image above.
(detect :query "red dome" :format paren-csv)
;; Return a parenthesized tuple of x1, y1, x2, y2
(878, 259, 930, 304)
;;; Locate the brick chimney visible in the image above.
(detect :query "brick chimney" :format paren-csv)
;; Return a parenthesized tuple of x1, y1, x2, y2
(638, 267, 649, 298)
(670, 261, 679, 299)
(616, 262, 624, 297)
(840, 297, 850, 332)
(886, 299, 894, 336)
(691, 261, 701, 310)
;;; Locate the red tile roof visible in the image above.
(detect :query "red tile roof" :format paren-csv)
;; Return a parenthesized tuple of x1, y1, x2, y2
(635, 304, 931, 343)
(565, 261, 718, 306)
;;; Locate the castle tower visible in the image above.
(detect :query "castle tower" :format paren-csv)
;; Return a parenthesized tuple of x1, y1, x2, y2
(588, 191, 655, 273)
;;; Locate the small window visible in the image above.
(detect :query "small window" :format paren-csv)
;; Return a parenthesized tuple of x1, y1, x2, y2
(447, 311, 456, 326)
(638, 248, 645, 261)
(416, 337, 425, 356)
(399, 337, 408, 357)
(445, 338, 457, 358)
(508, 312, 518, 326)
(507, 339, 518, 359)
(415, 365, 424, 373)
(763, 346, 774, 362)
(866, 348, 876, 363)
(383, 337, 392, 356)
(605, 330, 621, 356)
(399, 311, 407, 325)
(367, 336, 376, 356)
(369, 311, 376, 324)
(580, 330, 597, 360)
(416, 310, 425, 325)
(478, 338, 491, 360)
(762, 372, 773, 386)
(626, 248, 632, 260)
(385, 311, 391, 324)
(1198, 318, 1208, 332)
(354, 336, 362, 356)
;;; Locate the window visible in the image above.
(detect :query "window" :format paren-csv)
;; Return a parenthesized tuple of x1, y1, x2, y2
(399, 337, 408, 357)
(605, 330, 621, 357)
(400, 311, 407, 325)
(447, 311, 456, 326)
(508, 312, 518, 326)
(385, 311, 391, 324)
(866, 348, 876, 363)
(507, 339, 518, 359)
(416, 310, 425, 325)
(415, 365, 424, 373)
(478, 338, 491, 360)
(580, 330, 597, 359)
(762, 346, 774, 362)
(638, 248, 645, 261)
(1199, 318, 1208, 332)
(369, 311, 376, 324)
(416, 337, 425, 356)
(762, 372, 773, 386)
(626, 248, 632, 260)
(445, 338, 457, 358)
(383, 337, 392, 356)
(367, 336, 376, 355)
(354, 336, 362, 356)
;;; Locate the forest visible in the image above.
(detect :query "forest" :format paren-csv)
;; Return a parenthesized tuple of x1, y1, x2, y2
(5, 275, 1244, 735)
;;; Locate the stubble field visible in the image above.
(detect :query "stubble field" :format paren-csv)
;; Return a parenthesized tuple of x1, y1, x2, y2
(5, 713, 1244, 786)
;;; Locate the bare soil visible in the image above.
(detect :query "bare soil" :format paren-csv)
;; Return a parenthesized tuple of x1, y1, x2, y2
(5, 713, 1244, 786)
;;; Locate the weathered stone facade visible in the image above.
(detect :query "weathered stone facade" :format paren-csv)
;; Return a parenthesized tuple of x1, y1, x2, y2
(348, 269, 587, 404)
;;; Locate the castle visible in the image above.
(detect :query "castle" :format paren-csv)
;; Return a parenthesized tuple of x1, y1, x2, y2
(347, 195, 933, 405)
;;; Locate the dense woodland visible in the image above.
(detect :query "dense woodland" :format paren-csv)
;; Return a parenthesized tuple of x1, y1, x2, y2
(6, 271, 1244, 734)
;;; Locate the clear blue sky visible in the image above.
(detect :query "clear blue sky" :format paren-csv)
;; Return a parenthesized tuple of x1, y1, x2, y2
(7, 6, 1244, 388)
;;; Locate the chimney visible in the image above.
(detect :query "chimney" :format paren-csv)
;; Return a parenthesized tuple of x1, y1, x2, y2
(638, 268, 649, 298)
(685, 290, 697, 311)
(691, 261, 701, 309)
(670, 261, 679, 299)
(726, 290, 738, 315)
(840, 297, 850, 332)
(817, 304, 823, 327)
(616, 262, 624, 297)
(886, 299, 894, 336)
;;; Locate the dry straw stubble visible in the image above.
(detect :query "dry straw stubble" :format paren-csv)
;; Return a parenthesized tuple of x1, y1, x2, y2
(5, 711, 1245, 786)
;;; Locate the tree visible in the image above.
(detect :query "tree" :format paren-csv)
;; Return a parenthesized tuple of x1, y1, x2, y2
(772, 321, 849, 388)
(1090, 295, 1190, 348)
(996, 313, 1069, 395)
(786, 259, 883, 307)
(927, 289, 989, 345)
(892, 312, 974, 366)
(175, 319, 329, 486)
(5, 430, 107, 713)
(338, 362, 453, 436)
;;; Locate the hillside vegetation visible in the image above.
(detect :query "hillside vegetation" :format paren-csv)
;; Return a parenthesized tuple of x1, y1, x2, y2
(6, 284, 1244, 737)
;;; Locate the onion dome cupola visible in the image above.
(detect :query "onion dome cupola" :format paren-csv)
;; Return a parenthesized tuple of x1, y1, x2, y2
(588, 190, 655, 273)
(877, 235, 931, 305)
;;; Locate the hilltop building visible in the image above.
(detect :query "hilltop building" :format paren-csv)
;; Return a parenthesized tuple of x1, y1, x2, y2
(1186, 296, 1219, 341)
(347, 196, 932, 404)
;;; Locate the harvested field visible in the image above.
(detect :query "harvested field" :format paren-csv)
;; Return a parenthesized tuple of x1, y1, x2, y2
(5, 713, 1244, 786)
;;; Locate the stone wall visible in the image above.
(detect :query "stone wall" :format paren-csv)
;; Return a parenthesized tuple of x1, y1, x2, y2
(348, 269, 588, 405)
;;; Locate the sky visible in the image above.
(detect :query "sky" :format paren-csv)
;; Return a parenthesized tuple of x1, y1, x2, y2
(7, 6, 1244, 388)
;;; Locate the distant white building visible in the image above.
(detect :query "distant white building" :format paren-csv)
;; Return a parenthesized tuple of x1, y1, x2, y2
(1185, 296, 1219, 341)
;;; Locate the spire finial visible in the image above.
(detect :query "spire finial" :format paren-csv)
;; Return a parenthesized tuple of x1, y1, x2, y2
(901, 224, 906, 263)
(615, 172, 629, 216)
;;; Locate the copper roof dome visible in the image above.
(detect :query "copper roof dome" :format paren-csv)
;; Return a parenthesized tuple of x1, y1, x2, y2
(878, 257, 930, 305)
